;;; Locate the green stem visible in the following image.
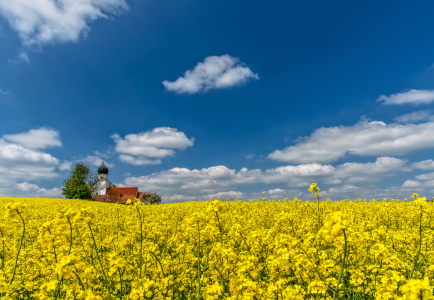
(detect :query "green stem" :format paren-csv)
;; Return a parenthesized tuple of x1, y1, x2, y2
(66, 216, 73, 255)
(215, 211, 225, 290)
(119, 269, 123, 300)
(9, 211, 25, 285)
(1, 228, 6, 277)
(410, 211, 423, 279)
(197, 221, 201, 300)
(296, 245, 334, 298)
(88, 223, 112, 300)
(149, 251, 166, 277)
(333, 229, 348, 300)
(72, 271, 86, 291)
(136, 207, 143, 279)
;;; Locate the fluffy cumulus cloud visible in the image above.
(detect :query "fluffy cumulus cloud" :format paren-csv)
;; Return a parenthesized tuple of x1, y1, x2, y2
(16, 182, 40, 191)
(416, 172, 434, 180)
(394, 110, 434, 123)
(411, 159, 434, 170)
(111, 127, 194, 165)
(34, 187, 63, 197)
(3, 127, 61, 149)
(268, 120, 434, 164)
(402, 180, 422, 188)
(16, 182, 63, 197)
(0, 0, 128, 47)
(401, 170, 434, 189)
(320, 184, 419, 200)
(0, 132, 62, 196)
(58, 160, 73, 171)
(334, 157, 408, 183)
(0, 138, 59, 180)
(124, 157, 408, 201)
(163, 55, 259, 94)
(0, 127, 69, 196)
(377, 89, 434, 105)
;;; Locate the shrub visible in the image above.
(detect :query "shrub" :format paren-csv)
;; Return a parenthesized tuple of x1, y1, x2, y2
(140, 191, 162, 204)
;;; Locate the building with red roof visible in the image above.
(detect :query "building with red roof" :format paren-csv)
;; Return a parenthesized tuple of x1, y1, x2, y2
(91, 161, 144, 204)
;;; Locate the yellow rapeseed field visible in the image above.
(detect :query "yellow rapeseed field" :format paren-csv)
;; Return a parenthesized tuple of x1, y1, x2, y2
(1, 185, 434, 299)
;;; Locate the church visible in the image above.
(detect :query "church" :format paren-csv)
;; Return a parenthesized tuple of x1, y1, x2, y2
(92, 161, 144, 203)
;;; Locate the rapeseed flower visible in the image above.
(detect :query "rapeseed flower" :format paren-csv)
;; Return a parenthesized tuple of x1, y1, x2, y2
(0, 194, 433, 299)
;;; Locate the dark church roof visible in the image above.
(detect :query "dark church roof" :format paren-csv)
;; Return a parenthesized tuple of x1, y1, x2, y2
(98, 161, 109, 175)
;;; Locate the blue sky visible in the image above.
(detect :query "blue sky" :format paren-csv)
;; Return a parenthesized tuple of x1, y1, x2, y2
(2, 0, 434, 201)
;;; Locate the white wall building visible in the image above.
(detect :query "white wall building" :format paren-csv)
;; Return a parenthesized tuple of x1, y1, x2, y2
(96, 161, 109, 195)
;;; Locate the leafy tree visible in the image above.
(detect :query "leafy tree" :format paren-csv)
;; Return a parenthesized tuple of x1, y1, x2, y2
(62, 162, 97, 200)
(108, 181, 116, 188)
(140, 191, 162, 204)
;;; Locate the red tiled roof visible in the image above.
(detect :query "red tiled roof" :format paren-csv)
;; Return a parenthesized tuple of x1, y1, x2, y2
(137, 192, 143, 198)
(120, 195, 137, 204)
(106, 187, 138, 197)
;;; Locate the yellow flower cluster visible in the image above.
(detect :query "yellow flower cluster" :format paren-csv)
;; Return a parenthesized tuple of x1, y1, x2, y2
(308, 183, 320, 197)
(0, 195, 434, 299)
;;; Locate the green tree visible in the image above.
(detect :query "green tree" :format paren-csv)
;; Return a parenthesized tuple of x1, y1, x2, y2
(108, 181, 116, 188)
(62, 162, 96, 200)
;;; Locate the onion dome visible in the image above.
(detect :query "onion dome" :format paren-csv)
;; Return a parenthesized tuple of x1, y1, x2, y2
(98, 161, 109, 175)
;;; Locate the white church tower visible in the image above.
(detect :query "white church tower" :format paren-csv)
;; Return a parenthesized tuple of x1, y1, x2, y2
(97, 161, 109, 195)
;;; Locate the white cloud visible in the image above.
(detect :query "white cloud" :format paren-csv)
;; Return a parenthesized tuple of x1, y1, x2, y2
(162, 191, 244, 202)
(81, 155, 114, 167)
(377, 89, 434, 105)
(402, 180, 422, 188)
(245, 154, 254, 159)
(268, 119, 434, 164)
(3, 127, 61, 149)
(0, 136, 61, 196)
(163, 55, 259, 94)
(0, 139, 59, 180)
(36, 187, 63, 198)
(58, 160, 72, 171)
(207, 191, 244, 199)
(411, 159, 434, 170)
(415, 172, 434, 180)
(324, 184, 359, 195)
(119, 155, 161, 165)
(16, 182, 39, 191)
(334, 157, 407, 183)
(112, 127, 194, 165)
(262, 188, 286, 195)
(423, 180, 434, 188)
(15, 182, 63, 197)
(163, 194, 193, 202)
(394, 110, 434, 123)
(94, 150, 111, 159)
(0, 0, 128, 47)
(325, 179, 342, 185)
(124, 157, 406, 200)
